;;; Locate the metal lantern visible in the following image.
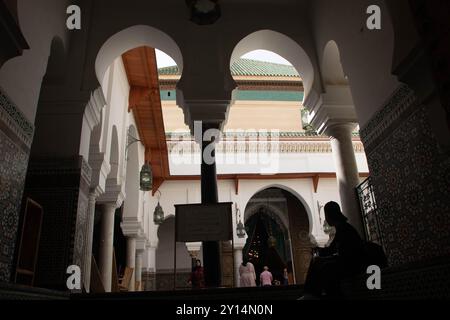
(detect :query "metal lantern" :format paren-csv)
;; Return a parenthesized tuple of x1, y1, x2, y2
(235, 204, 246, 238)
(236, 221, 246, 238)
(268, 235, 277, 248)
(153, 201, 164, 225)
(140, 163, 152, 191)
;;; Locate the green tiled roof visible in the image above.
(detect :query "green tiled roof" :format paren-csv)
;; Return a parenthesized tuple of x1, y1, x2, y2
(158, 59, 300, 78)
(160, 90, 304, 102)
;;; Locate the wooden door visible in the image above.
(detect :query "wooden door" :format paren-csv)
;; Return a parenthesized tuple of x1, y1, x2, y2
(15, 198, 43, 286)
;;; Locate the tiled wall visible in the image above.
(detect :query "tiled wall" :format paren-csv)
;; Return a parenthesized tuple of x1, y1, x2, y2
(0, 87, 34, 283)
(23, 157, 91, 289)
(361, 85, 450, 267)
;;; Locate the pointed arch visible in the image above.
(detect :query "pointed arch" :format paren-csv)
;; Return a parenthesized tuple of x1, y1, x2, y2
(321, 40, 348, 86)
(95, 25, 183, 83)
(230, 29, 318, 105)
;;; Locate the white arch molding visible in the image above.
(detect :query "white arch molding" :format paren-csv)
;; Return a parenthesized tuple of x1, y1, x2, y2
(321, 40, 348, 86)
(244, 202, 289, 235)
(95, 25, 184, 83)
(108, 125, 120, 184)
(123, 125, 141, 220)
(240, 184, 315, 235)
(230, 29, 317, 105)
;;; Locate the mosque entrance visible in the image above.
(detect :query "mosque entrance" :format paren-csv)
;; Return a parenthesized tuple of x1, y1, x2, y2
(244, 187, 313, 285)
(244, 209, 291, 286)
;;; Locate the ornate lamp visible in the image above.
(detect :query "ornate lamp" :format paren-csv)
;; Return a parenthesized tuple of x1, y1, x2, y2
(267, 236, 277, 248)
(126, 127, 152, 192)
(140, 162, 152, 191)
(153, 190, 164, 225)
(235, 204, 246, 238)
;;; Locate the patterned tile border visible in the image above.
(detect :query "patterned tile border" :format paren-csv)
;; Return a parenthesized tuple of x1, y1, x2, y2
(360, 84, 416, 153)
(0, 86, 34, 149)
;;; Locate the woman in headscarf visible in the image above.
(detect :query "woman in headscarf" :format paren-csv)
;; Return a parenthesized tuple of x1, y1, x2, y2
(239, 258, 257, 287)
(302, 201, 365, 299)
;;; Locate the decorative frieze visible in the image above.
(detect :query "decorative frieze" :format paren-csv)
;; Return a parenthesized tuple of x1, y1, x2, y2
(360, 84, 416, 153)
(167, 140, 365, 154)
(0, 86, 34, 149)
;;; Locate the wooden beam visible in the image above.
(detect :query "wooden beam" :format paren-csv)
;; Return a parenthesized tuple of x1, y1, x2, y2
(152, 178, 165, 196)
(128, 86, 148, 112)
(312, 175, 320, 193)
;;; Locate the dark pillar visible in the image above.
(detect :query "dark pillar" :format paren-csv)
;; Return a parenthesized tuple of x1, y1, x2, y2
(200, 123, 221, 287)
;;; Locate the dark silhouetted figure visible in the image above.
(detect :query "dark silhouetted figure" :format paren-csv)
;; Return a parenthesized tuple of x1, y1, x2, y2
(188, 259, 205, 289)
(302, 202, 365, 299)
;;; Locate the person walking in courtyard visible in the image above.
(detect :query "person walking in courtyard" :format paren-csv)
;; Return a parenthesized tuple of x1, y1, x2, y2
(283, 267, 289, 286)
(239, 258, 257, 287)
(188, 259, 205, 289)
(260, 266, 273, 287)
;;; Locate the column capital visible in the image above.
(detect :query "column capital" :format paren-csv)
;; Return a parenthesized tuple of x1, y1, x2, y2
(121, 217, 144, 238)
(324, 122, 358, 139)
(187, 100, 230, 134)
(89, 152, 111, 194)
(186, 242, 202, 252)
(308, 86, 358, 135)
(97, 183, 125, 208)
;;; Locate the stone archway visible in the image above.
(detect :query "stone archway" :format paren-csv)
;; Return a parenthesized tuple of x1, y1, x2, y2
(230, 29, 319, 107)
(95, 25, 183, 85)
(243, 187, 313, 285)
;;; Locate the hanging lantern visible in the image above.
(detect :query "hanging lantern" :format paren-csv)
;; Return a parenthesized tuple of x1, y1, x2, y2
(235, 204, 246, 238)
(268, 235, 277, 248)
(153, 190, 164, 225)
(236, 221, 246, 238)
(153, 202, 164, 225)
(140, 162, 152, 191)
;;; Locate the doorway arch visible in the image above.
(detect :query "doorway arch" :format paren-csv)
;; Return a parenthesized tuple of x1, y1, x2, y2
(243, 187, 313, 285)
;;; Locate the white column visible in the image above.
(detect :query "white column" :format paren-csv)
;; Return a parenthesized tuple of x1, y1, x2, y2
(126, 237, 136, 291)
(234, 247, 244, 287)
(326, 123, 364, 237)
(99, 203, 116, 292)
(146, 246, 157, 272)
(83, 191, 97, 293)
(135, 250, 143, 291)
(145, 245, 157, 291)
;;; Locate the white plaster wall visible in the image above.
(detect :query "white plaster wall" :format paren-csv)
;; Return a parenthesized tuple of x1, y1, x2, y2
(156, 217, 192, 271)
(312, 0, 400, 127)
(97, 57, 130, 188)
(169, 151, 368, 175)
(0, 0, 71, 122)
(97, 57, 147, 234)
(143, 176, 351, 269)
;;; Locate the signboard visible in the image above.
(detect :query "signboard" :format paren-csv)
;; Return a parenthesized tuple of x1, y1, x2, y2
(175, 202, 233, 242)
